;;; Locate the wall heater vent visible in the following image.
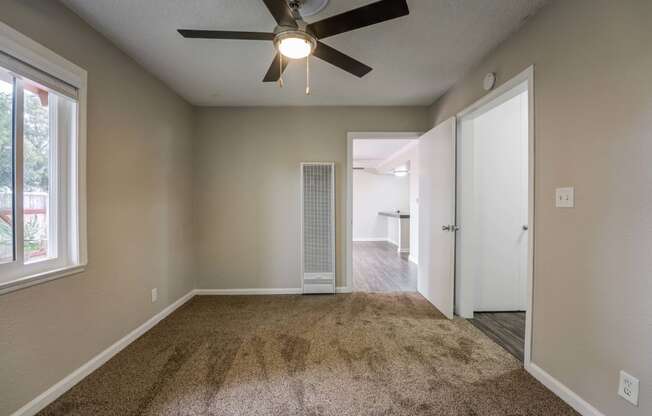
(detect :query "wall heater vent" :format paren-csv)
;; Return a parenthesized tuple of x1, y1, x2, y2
(301, 162, 335, 294)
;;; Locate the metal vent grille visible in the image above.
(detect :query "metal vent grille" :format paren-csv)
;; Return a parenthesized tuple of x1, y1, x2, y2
(302, 163, 334, 275)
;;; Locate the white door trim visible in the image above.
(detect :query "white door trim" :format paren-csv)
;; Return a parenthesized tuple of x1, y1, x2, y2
(455, 65, 535, 365)
(345, 132, 423, 293)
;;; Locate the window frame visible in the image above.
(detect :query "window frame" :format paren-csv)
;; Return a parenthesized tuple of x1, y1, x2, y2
(0, 21, 87, 295)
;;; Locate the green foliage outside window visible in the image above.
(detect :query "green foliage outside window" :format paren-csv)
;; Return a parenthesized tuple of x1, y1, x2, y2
(0, 90, 50, 193)
(0, 88, 51, 259)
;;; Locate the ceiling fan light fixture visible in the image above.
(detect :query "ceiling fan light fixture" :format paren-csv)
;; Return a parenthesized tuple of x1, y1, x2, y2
(275, 31, 316, 59)
(279, 37, 311, 59)
(178, 0, 411, 86)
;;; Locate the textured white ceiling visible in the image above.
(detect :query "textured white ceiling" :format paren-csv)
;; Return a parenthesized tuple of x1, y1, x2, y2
(61, 0, 547, 106)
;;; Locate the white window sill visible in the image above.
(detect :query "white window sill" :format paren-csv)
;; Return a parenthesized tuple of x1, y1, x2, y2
(0, 264, 86, 295)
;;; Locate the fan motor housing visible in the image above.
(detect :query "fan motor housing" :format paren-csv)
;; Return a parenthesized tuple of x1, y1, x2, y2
(291, 0, 329, 17)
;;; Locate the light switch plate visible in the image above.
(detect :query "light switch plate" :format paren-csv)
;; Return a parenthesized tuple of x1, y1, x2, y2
(151, 288, 158, 303)
(618, 370, 639, 406)
(555, 187, 574, 208)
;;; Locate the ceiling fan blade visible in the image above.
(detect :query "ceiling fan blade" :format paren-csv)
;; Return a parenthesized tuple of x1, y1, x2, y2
(262, 0, 297, 27)
(313, 42, 372, 78)
(178, 30, 275, 40)
(263, 53, 290, 82)
(307, 0, 409, 39)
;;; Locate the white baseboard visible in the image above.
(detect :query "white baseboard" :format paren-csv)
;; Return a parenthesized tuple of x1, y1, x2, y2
(11, 290, 196, 416)
(408, 255, 418, 265)
(352, 238, 388, 242)
(525, 362, 605, 416)
(198, 287, 353, 295)
(195, 288, 303, 295)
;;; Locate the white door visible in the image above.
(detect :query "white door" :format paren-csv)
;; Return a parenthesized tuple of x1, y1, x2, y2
(457, 88, 528, 313)
(418, 117, 456, 319)
(472, 91, 528, 311)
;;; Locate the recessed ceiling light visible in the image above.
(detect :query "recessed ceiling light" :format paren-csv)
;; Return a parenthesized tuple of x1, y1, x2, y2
(394, 168, 409, 177)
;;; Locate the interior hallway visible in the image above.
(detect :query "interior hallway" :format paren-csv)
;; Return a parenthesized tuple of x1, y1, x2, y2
(353, 241, 417, 292)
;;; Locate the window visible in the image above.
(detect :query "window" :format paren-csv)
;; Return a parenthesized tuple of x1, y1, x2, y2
(0, 23, 86, 294)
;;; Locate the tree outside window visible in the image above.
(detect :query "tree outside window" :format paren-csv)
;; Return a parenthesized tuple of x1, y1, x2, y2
(0, 83, 52, 262)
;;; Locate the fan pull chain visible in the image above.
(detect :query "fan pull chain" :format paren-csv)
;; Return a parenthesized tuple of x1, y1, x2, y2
(305, 55, 311, 95)
(279, 54, 284, 88)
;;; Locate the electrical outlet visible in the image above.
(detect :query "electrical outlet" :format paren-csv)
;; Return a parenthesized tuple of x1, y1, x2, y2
(618, 371, 639, 406)
(151, 288, 158, 303)
(555, 187, 574, 208)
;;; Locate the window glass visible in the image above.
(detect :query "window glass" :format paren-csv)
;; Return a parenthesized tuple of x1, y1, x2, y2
(0, 70, 13, 264)
(0, 45, 84, 292)
(23, 83, 53, 262)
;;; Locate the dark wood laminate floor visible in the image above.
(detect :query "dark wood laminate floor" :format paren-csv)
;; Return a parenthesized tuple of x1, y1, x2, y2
(353, 241, 418, 292)
(470, 312, 526, 361)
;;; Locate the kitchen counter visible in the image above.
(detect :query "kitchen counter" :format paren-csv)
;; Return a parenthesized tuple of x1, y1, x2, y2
(378, 212, 410, 253)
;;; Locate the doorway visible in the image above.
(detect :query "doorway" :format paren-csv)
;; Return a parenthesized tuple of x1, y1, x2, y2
(345, 70, 534, 361)
(456, 68, 534, 362)
(346, 132, 421, 293)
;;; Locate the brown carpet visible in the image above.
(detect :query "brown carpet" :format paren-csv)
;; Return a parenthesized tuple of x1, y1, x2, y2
(38, 293, 577, 416)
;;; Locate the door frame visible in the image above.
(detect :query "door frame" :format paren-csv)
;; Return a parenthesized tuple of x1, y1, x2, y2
(455, 66, 535, 364)
(344, 132, 423, 293)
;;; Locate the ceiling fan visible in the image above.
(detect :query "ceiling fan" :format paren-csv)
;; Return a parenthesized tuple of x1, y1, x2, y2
(178, 0, 410, 93)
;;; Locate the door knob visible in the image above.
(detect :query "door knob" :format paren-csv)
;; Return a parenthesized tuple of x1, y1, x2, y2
(442, 225, 451, 231)
(522, 225, 529, 231)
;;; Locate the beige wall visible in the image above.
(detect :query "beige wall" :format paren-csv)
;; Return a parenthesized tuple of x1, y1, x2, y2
(3, 0, 650, 415)
(353, 170, 409, 241)
(429, 0, 652, 414)
(0, 1, 196, 414)
(194, 107, 428, 289)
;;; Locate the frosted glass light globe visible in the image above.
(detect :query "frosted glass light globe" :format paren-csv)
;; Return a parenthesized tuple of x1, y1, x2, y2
(278, 37, 312, 59)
